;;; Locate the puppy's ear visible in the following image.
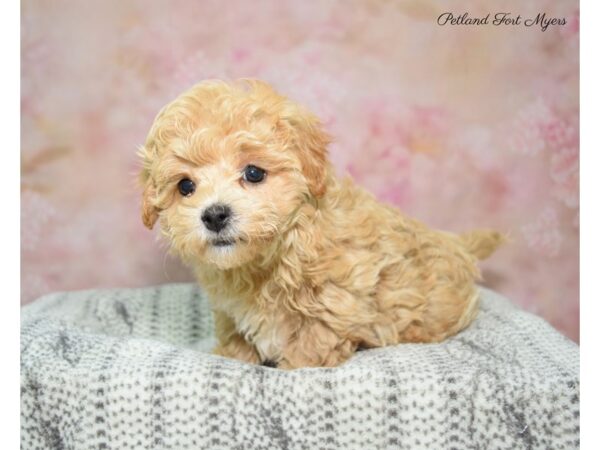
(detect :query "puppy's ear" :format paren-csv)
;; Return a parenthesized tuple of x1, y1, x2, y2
(279, 107, 331, 198)
(141, 181, 159, 229)
(138, 146, 159, 230)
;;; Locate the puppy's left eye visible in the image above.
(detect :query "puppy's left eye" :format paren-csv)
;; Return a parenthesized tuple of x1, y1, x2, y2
(243, 165, 266, 183)
(177, 178, 196, 196)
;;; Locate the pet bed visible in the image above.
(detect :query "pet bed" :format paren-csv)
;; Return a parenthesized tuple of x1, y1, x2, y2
(21, 283, 579, 449)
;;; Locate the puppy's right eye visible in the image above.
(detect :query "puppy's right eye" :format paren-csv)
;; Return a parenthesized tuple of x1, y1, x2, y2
(177, 178, 196, 196)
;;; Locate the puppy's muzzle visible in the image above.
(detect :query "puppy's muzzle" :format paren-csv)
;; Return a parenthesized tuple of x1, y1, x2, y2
(201, 203, 231, 233)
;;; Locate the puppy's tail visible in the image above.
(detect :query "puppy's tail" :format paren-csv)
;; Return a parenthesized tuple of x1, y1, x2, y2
(459, 229, 506, 260)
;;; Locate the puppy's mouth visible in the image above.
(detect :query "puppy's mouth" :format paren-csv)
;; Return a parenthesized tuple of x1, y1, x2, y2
(210, 236, 245, 248)
(212, 238, 235, 247)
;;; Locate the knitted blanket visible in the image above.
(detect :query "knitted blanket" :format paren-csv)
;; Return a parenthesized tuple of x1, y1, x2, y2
(21, 284, 579, 449)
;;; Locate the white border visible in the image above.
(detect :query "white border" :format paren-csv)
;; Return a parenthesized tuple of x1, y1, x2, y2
(581, 0, 597, 448)
(9, 1, 588, 448)
(1, 0, 20, 447)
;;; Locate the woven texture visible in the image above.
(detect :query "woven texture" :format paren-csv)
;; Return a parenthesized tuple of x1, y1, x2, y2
(21, 283, 579, 449)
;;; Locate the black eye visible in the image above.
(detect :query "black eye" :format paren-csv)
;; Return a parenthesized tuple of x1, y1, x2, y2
(243, 165, 266, 183)
(177, 178, 196, 196)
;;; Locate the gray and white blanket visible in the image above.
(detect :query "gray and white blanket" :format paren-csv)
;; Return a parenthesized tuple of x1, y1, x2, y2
(21, 283, 579, 449)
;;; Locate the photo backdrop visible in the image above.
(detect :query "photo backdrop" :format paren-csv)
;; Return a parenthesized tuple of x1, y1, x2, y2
(21, 0, 579, 341)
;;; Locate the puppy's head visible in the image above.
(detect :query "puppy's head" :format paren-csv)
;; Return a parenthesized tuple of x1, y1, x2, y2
(139, 80, 331, 269)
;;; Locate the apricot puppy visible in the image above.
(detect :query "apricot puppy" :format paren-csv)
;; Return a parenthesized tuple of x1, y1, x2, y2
(139, 80, 503, 369)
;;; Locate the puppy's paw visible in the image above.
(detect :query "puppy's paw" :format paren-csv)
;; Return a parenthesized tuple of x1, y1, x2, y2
(212, 335, 260, 365)
(260, 359, 278, 368)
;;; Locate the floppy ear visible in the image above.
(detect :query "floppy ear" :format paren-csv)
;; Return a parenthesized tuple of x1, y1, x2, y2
(279, 107, 331, 198)
(141, 180, 159, 229)
(138, 146, 159, 230)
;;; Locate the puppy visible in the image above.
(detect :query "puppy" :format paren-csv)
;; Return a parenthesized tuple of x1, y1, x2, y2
(139, 79, 504, 369)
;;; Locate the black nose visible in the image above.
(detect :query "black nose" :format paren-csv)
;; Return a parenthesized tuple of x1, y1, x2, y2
(201, 204, 231, 233)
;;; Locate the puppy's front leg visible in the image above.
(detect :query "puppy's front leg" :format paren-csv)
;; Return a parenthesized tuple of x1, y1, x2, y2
(278, 320, 356, 369)
(212, 310, 260, 364)
(213, 334, 260, 364)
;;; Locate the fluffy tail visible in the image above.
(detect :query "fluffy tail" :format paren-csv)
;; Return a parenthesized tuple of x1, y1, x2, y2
(460, 229, 506, 260)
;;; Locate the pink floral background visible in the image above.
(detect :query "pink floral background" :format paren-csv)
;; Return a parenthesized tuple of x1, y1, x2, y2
(21, 0, 579, 341)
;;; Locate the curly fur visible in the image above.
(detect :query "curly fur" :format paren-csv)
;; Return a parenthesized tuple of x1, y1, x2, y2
(139, 79, 504, 369)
